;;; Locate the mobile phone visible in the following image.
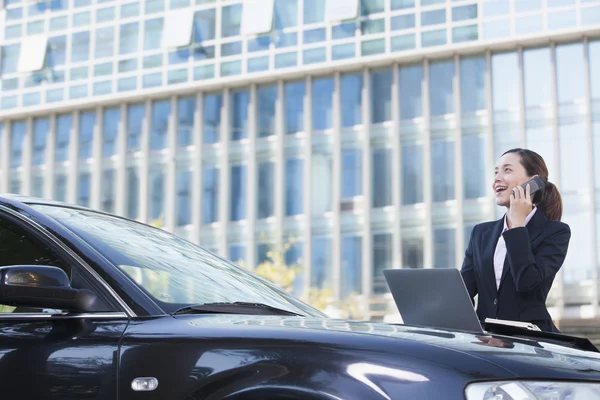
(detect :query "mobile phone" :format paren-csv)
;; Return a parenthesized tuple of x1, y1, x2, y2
(520, 176, 546, 196)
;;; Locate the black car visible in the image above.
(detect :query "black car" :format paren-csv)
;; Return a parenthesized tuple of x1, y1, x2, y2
(0, 194, 599, 400)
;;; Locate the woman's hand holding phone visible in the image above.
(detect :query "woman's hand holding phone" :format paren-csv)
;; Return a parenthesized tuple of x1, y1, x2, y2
(509, 182, 533, 228)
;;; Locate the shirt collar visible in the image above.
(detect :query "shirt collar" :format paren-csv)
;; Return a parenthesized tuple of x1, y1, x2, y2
(503, 207, 537, 231)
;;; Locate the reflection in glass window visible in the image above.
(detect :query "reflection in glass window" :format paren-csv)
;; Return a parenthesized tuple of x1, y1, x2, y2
(102, 169, 115, 213)
(222, 4, 242, 38)
(230, 164, 247, 221)
(78, 172, 91, 207)
(556, 43, 585, 104)
(491, 52, 519, 111)
(95, 26, 114, 58)
(177, 168, 191, 226)
(371, 69, 393, 123)
(434, 228, 455, 269)
(203, 166, 219, 224)
(373, 233, 392, 294)
(285, 81, 304, 134)
(399, 64, 423, 120)
(402, 237, 423, 269)
(33, 118, 49, 167)
(402, 143, 423, 204)
(342, 148, 362, 199)
(194, 9, 216, 42)
(312, 236, 332, 289)
(304, 0, 325, 23)
(463, 135, 487, 199)
(47, 36, 66, 68)
(149, 165, 165, 223)
(258, 162, 275, 219)
(311, 149, 332, 215)
(204, 93, 222, 144)
(55, 114, 71, 163)
(71, 32, 90, 63)
(523, 48, 552, 108)
(79, 111, 95, 161)
(460, 57, 486, 114)
(178, 96, 195, 147)
(127, 103, 145, 152)
(341, 236, 362, 297)
(151, 100, 170, 151)
(285, 158, 303, 216)
(127, 167, 139, 220)
(429, 61, 454, 117)
(258, 86, 277, 138)
(229, 244, 245, 265)
(432, 139, 454, 202)
(144, 18, 164, 50)
(274, 0, 297, 29)
(231, 90, 249, 141)
(312, 78, 334, 131)
(103, 107, 119, 158)
(120, 22, 139, 55)
(341, 74, 363, 128)
(373, 148, 392, 208)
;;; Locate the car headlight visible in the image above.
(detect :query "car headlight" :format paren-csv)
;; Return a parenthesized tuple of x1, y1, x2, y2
(465, 381, 600, 400)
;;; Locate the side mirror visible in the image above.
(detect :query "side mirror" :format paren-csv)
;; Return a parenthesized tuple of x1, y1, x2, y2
(0, 265, 100, 313)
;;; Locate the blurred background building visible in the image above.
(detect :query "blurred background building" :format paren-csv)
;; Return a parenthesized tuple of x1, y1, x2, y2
(0, 0, 600, 329)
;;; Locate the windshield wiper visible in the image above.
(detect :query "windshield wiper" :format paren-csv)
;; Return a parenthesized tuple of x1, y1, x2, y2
(172, 301, 304, 317)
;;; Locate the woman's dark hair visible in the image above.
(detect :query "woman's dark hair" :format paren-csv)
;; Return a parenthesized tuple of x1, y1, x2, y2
(502, 148, 563, 221)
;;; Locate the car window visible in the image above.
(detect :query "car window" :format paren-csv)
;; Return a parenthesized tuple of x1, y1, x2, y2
(0, 215, 72, 313)
(32, 205, 323, 317)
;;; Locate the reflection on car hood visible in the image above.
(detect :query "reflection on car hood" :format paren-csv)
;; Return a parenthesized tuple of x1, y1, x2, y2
(179, 314, 600, 379)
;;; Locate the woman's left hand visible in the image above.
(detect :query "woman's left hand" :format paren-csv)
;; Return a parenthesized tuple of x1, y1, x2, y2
(509, 183, 532, 228)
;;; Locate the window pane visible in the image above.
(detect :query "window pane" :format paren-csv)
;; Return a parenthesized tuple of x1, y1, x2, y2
(258, 85, 277, 138)
(429, 60, 454, 116)
(33, 118, 49, 166)
(229, 244, 245, 265)
(304, 0, 325, 23)
(463, 135, 487, 199)
(126, 167, 139, 220)
(194, 9, 216, 42)
(371, 69, 392, 123)
(71, 32, 90, 63)
(402, 237, 423, 269)
(589, 41, 600, 100)
(54, 173, 67, 202)
(230, 165, 247, 221)
(151, 100, 170, 151)
(311, 236, 332, 289)
(177, 168, 192, 226)
(79, 111, 95, 160)
(433, 227, 455, 268)
(559, 122, 588, 192)
(341, 236, 362, 298)
(373, 148, 392, 207)
(341, 73, 363, 128)
(258, 162, 275, 219)
(144, 18, 164, 50)
(491, 52, 519, 111)
(231, 90, 249, 141)
(342, 148, 362, 199)
(177, 96, 195, 148)
(556, 43, 585, 103)
(312, 77, 334, 131)
(373, 233, 392, 294)
(204, 93, 222, 144)
(285, 158, 303, 216)
(103, 107, 119, 158)
(222, 4, 242, 37)
(120, 22, 139, 55)
(202, 166, 219, 224)
(460, 57, 486, 114)
(523, 47, 552, 107)
(95, 26, 114, 58)
(274, 0, 297, 29)
(47, 35, 66, 68)
(402, 143, 423, 204)
(311, 149, 332, 215)
(285, 81, 304, 134)
(127, 103, 145, 152)
(149, 165, 165, 223)
(78, 172, 91, 207)
(1, 45, 20, 75)
(102, 169, 115, 213)
(55, 114, 71, 163)
(432, 139, 454, 202)
(399, 64, 424, 120)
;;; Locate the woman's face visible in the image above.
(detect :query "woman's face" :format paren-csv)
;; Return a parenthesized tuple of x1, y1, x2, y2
(493, 152, 532, 207)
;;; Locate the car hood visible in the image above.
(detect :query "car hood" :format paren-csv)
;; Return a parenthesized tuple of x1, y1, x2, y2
(174, 314, 600, 379)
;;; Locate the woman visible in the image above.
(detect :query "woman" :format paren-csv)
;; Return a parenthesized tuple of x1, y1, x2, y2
(460, 148, 570, 333)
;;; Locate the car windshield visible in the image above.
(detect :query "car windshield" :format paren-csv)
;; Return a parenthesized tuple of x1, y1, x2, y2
(31, 205, 323, 317)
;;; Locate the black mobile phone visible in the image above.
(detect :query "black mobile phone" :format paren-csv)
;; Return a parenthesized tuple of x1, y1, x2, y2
(520, 176, 546, 196)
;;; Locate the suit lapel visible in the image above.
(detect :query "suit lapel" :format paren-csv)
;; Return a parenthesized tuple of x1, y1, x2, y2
(481, 217, 504, 295)
(498, 209, 548, 290)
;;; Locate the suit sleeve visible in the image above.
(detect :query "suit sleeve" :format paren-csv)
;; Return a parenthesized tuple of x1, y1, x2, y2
(460, 225, 478, 302)
(503, 223, 571, 293)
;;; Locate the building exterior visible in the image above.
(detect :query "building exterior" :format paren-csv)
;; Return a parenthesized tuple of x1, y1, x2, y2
(0, 0, 600, 323)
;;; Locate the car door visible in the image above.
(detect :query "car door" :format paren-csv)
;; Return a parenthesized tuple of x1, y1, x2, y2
(0, 209, 129, 399)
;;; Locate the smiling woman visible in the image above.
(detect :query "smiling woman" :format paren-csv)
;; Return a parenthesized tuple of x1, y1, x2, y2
(460, 148, 570, 333)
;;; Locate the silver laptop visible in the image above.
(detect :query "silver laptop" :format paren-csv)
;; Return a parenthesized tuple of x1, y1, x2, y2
(383, 268, 484, 333)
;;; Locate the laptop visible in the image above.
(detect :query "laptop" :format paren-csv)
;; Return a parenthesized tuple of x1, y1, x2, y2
(383, 268, 485, 333)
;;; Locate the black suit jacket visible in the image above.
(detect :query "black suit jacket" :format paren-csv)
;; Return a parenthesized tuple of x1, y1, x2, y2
(460, 209, 571, 333)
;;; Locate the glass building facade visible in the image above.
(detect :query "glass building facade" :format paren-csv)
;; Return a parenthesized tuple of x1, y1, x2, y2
(1, 0, 600, 321)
